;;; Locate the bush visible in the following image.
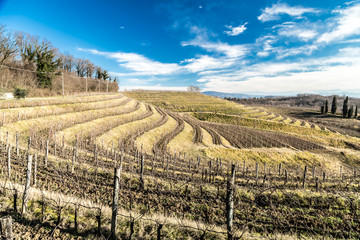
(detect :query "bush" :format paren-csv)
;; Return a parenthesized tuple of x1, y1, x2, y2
(13, 86, 28, 99)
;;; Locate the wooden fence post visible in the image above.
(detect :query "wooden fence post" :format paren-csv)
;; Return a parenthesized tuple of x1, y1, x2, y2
(226, 164, 236, 240)
(27, 136, 31, 156)
(157, 223, 163, 240)
(255, 162, 259, 185)
(278, 163, 282, 176)
(74, 204, 78, 233)
(302, 165, 307, 189)
(0, 216, 12, 240)
(111, 166, 122, 239)
(72, 147, 76, 173)
(7, 145, 11, 179)
(16, 133, 19, 156)
(33, 154, 37, 186)
(140, 155, 144, 188)
(45, 140, 49, 167)
(13, 190, 18, 213)
(339, 166, 343, 179)
(21, 155, 33, 215)
(54, 133, 57, 156)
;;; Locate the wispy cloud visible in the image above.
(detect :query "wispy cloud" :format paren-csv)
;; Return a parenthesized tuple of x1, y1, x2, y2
(275, 22, 318, 41)
(181, 27, 248, 58)
(317, 3, 360, 43)
(198, 47, 360, 94)
(78, 48, 181, 75)
(182, 55, 236, 72)
(258, 3, 319, 22)
(224, 23, 248, 36)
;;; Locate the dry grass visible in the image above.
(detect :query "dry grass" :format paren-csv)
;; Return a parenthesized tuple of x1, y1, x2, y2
(135, 113, 178, 154)
(98, 105, 163, 149)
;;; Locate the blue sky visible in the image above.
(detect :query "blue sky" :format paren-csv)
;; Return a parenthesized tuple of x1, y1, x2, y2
(1, 0, 360, 95)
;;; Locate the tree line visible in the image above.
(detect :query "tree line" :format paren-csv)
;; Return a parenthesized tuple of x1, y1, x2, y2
(0, 24, 118, 90)
(321, 96, 359, 119)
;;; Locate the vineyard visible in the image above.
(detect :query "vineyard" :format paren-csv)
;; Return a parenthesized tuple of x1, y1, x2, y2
(0, 91, 359, 239)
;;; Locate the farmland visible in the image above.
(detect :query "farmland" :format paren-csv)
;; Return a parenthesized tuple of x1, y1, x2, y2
(0, 91, 359, 239)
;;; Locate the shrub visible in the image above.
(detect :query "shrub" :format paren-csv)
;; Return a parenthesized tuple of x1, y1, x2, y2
(13, 86, 28, 99)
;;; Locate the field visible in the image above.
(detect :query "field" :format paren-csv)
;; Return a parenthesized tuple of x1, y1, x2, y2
(0, 91, 359, 239)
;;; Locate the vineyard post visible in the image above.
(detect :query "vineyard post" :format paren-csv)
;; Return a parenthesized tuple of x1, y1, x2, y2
(354, 168, 357, 179)
(21, 154, 33, 215)
(157, 224, 163, 240)
(13, 190, 17, 213)
(96, 210, 101, 235)
(243, 160, 246, 177)
(312, 166, 316, 179)
(54, 133, 57, 156)
(2, 112, 4, 126)
(188, 156, 191, 171)
(7, 145, 11, 179)
(72, 147, 76, 173)
(226, 164, 236, 240)
(302, 166, 307, 188)
(339, 166, 343, 179)
(113, 151, 117, 168)
(74, 205, 79, 233)
(278, 163, 282, 176)
(255, 162, 258, 185)
(111, 167, 121, 239)
(323, 171, 326, 183)
(264, 162, 266, 175)
(140, 155, 144, 188)
(284, 169, 288, 186)
(6, 131, 8, 150)
(0, 216, 13, 240)
(33, 154, 37, 186)
(315, 177, 319, 192)
(45, 140, 49, 167)
(209, 160, 212, 183)
(151, 154, 155, 176)
(27, 136, 31, 157)
(16, 132, 19, 156)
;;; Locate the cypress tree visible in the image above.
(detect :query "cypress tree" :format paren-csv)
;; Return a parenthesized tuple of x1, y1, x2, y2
(324, 100, 329, 114)
(331, 96, 337, 114)
(348, 105, 354, 118)
(320, 106, 324, 114)
(355, 106, 358, 118)
(342, 96, 349, 118)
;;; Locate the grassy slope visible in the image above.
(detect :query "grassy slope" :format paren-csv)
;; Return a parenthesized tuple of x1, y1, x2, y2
(124, 90, 360, 171)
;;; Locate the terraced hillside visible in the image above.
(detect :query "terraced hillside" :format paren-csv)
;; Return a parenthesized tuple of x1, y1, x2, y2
(0, 92, 360, 239)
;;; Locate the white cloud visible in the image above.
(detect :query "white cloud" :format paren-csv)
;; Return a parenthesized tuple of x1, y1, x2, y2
(182, 55, 236, 72)
(198, 47, 360, 95)
(317, 4, 360, 43)
(258, 3, 319, 22)
(181, 39, 248, 58)
(78, 48, 181, 75)
(276, 23, 317, 41)
(224, 23, 248, 36)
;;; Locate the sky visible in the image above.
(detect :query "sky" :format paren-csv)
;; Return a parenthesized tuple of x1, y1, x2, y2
(1, 0, 360, 96)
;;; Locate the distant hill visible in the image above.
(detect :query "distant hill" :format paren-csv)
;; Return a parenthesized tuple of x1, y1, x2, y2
(228, 94, 360, 108)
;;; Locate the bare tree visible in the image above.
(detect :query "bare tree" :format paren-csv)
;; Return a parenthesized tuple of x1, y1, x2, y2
(187, 85, 200, 92)
(85, 60, 95, 78)
(64, 53, 74, 72)
(0, 25, 17, 65)
(75, 58, 86, 77)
